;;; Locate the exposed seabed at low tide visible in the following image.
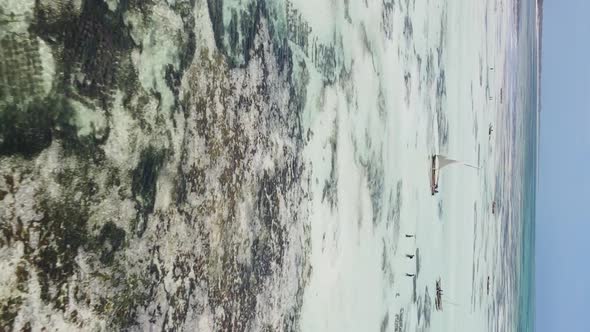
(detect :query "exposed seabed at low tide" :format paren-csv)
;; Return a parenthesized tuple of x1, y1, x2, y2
(0, 0, 532, 331)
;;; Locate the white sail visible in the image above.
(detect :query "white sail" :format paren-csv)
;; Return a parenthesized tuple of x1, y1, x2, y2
(437, 156, 460, 169)
(436, 155, 479, 170)
(430, 155, 479, 194)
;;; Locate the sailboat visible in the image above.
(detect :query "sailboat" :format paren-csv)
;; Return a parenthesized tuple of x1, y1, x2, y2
(430, 154, 479, 195)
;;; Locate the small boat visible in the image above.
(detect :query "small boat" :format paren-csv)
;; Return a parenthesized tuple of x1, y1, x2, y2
(430, 155, 438, 195)
(430, 154, 480, 195)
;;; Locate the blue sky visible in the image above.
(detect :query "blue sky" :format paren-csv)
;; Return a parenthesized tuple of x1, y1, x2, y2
(536, 0, 590, 331)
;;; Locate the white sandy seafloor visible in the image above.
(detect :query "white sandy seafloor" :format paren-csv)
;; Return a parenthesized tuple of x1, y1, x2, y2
(0, 0, 529, 330)
(298, 0, 518, 331)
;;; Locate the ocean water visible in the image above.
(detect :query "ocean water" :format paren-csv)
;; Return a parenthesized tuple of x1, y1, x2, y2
(515, 0, 538, 331)
(0, 0, 537, 330)
(298, 0, 539, 330)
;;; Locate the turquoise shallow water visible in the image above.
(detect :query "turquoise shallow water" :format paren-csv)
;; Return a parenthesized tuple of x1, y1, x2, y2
(515, 0, 538, 330)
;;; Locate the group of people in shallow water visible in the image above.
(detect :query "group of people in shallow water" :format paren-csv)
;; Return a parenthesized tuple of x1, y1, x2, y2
(405, 234, 416, 277)
(403, 234, 444, 310)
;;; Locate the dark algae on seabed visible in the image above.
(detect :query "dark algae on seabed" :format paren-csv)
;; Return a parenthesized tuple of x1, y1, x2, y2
(0, 0, 313, 330)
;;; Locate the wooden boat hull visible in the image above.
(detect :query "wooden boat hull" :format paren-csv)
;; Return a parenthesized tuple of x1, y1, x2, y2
(430, 155, 438, 195)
